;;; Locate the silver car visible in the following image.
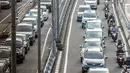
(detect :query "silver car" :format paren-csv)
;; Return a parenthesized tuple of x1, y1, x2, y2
(16, 23, 35, 45)
(0, 0, 11, 9)
(22, 17, 38, 38)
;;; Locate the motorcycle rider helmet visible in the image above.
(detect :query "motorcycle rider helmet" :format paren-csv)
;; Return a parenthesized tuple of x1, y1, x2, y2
(118, 39, 122, 45)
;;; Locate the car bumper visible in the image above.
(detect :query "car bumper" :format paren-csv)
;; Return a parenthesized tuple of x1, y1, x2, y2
(1, 4, 10, 8)
(90, 5, 97, 9)
(82, 65, 105, 71)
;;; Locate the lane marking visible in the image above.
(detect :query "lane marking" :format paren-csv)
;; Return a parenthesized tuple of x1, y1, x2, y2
(63, 0, 78, 73)
(59, 0, 64, 7)
(0, 1, 27, 23)
(112, 0, 129, 57)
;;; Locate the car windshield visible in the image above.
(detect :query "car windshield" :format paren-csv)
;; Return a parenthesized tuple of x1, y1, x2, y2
(86, 31, 102, 38)
(0, 50, 10, 58)
(84, 51, 104, 59)
(40, 0, 51, 2)
(79, 7, 90, 12)
(22, 20, 37, 25)
(88, 71, 108, 73)
(83, 41, 101, 47)
(84, 13, 96, 18)
(4, 41, 22, 48)
(16, 36, 26, 41)
(87, 22, 101, 28)
(16, 25, 32, 32)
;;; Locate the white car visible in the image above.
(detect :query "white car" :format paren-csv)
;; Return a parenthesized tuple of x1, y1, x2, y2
(22, 17, 38, 38)
(86, 19, 104, 29)
(81, 38, 106, 48)
(16, 23, 35, 45)
(77, 5, 91, 22)
(84, 0, 100, 9)
(35, 5, 49, 21)
(82, 10, 97, 25)
(82, 48, 107, 72)
(88, 68, 110, 73)
(84, 28, 105, 40)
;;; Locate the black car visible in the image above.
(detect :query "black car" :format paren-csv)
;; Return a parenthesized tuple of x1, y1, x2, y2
(0, 0, 11, 9)
(4, 38, 25, 63)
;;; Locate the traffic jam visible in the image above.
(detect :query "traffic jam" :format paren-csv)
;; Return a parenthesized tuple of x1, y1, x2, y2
(66, 0, 130, 73)
(0, 0, 51, 73)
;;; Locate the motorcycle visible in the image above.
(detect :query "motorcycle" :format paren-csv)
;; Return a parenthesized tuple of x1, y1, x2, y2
(117, 53, 124, 68)
(105, 11, 109, 19)
(111, 32, 118, 42)
(108, 25, 112, 36)
(116, 44, 124, 50)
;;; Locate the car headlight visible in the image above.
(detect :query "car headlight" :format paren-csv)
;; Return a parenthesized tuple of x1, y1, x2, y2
(100, 63, 104, 66)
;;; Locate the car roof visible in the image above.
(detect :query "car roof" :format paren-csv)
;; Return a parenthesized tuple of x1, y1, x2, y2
(85, 38, 101, 41)
(17, 22, 32, 26)
(35, 5, 46, 8)
(0, 46, 11, 50)
(86, 28, 102, 31)
(16, 33, 26, 36)
(84, 10, 96, 13)
(30, 9, 38, 12)
(87, 19, 101, 23)
(89, 68, 109, 73)
(5, 37, 22, 42)
(23, 17, 37, 20)
(79, 5, 90, 8)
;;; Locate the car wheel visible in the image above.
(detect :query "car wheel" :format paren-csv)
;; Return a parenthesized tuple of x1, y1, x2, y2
(25, 48, 28, 54)
(81, 57, 83, 63)
(20, 59, 23, 63)
(30, 41, 33, 46)
(35, 35, 38, 38)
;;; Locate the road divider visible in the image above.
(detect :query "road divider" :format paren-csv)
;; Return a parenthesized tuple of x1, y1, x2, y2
(113, 0, 129, 56)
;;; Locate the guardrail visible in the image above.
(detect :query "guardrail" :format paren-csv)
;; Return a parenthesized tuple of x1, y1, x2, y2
(115, 0, 130, 49)
(43, 0, 73, 73)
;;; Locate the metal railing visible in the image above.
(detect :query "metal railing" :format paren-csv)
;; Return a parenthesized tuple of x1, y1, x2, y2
(43, 0, 72, 73)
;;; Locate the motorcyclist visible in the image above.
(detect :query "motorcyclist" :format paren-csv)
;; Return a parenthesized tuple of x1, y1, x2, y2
(104, 5, 109, 12)
(116, 49, 124, 56)
(116, 40, 124, 50)
(117, 54, 124, 63)
(104, 0, 109, 7)
(108, 13, 115, 24)
(111, 24, 118, 33)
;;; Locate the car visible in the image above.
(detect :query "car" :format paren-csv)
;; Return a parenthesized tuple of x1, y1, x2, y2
(84, 0, 100, 10)
(4, 38, 25, 63)
(80, 38, 106, 48)
(82, 10, 97, 26)
(0, 59, 10, 73)
(0, 1, 1, 12)
(81, 49, 107, 72)
(35, 5, 49, 21)
(25, 13, 44, 27)
(88, 68, 110, 73)
(40, 0, 52, 12)
(15, 33, 30, 54)
(16, 23, 35, 45)
(0, 46, 11, 66)
(0, 0, 11, 9)
(22, 17, 38, 38)
(80, 46, 105, 62)
(77, 5, 91, 22)
(86, 19, 104, 29)
(83, 28, 106, 42)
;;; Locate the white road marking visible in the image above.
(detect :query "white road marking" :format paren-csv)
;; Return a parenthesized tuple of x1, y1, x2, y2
(112, 0, 129, 57)
(63, 0, 78, 73)
(59, 0, 64, 7)
(55, 51, 62, 73)
(0, 3, 26, 23)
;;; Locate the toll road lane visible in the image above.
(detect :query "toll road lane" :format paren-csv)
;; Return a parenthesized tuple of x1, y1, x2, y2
(0, 0, 29, 23)
(16, 14, 52, 73)
(62, 0, 126, 73)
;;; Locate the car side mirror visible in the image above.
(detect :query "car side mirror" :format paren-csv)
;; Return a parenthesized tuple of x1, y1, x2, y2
(79, 45, 83, 48)
(102, 27, 105, 29)
(105, 55, 108, 59)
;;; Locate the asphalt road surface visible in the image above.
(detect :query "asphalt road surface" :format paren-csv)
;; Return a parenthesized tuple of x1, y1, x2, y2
(61, 0, 127, 73)
(15, 0, 67, 73)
